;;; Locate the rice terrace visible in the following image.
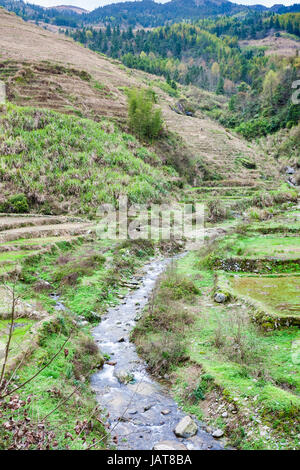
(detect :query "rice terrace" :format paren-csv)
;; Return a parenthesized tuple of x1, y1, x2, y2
(0, 0, 299, 457)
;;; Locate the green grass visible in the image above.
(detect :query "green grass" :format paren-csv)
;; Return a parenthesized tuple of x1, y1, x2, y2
(0, 318, 35, 352)
(0, 249, 39, 263)
(230, 275, 300, 317)
(0, 235, 159, 449)
(216, 233, 300, 260)
(0, 236, 76, 247)
(0, 104, 180, 215)
(133, 249, 300, 449)
(0, 321, 107, 450)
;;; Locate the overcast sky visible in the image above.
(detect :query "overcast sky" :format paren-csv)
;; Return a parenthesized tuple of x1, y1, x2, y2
(25, 1, 300, 13)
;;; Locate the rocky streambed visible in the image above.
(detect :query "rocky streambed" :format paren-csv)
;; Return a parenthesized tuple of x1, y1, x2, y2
(91, 256, 223, 451)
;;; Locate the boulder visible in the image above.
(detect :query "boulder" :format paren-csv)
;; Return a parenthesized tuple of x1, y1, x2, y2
(34, 280, 52, 292)
(212, 429, 224, 438)
(286, 166, 295, 175)
(174, 416, 198, 438)
(214, 292, 227, 303)
(153, 440, 187, 451)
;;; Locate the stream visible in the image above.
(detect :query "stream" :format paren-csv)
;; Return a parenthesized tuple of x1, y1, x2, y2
(90, 256, 223, 451)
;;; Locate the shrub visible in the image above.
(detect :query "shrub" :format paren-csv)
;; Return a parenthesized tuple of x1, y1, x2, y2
(73, 334, 104, 380)
(213, 311, 263, 366)
(127, 87, 163, 140)
(252, 191, 274, 208)
(160, 270, 201, 300)
(207, 198, 228, 222)
(245, 207, 270, 221)
(192, 374, 214, 402)
(2, 194, 29, 213)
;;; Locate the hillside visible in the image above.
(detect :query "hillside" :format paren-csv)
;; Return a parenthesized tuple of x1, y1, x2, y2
(0, 7, 278, 205)
(0, 6, 299, 453)
(49, 5, 89, 15)
(1, 0, 300, 29)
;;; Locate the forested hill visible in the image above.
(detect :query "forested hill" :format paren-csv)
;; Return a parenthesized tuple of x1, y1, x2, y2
(1, 0, 300, 28)
(87, 0, 246, 28)
(71, 11, 300, 140)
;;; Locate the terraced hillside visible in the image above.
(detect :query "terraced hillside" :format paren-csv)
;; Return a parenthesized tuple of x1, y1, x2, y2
(0, 7, 298, 452)
(0, 214, 94, 279)
(0, 8, 280, 195)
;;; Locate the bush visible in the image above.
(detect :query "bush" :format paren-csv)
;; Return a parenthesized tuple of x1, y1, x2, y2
(207, 198, 228, 222)
(128, 88, 163, 140)
(1, 193, 29, 213)
(73, 334, 104, 380)
(245, 207, 270, 221)
(161, 270, 201, 300)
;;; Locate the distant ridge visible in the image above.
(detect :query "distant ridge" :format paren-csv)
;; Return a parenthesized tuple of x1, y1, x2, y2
(48, 5, 89, 15)
(0, 0, 299, 29)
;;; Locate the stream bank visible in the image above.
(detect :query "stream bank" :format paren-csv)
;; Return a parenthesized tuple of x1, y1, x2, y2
(91, 255, 223, 450)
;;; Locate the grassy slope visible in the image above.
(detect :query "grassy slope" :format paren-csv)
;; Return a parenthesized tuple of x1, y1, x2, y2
(0, 104, 179, 214)
(0, 8, 280, 190)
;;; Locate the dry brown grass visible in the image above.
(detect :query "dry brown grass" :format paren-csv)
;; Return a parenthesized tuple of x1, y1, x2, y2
(239, 33, 300, 58)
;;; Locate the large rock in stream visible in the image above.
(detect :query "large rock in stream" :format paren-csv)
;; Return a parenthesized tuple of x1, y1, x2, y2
(174, 416, 198, 438)
(153, 440, 187, 451)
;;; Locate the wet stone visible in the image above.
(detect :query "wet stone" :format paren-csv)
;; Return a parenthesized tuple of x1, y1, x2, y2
(153, 440, 187, 451)
(212, 429, 224, 438)
(174, 416, 198, 438)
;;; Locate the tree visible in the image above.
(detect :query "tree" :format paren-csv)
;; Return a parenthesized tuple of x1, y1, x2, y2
(216, 76, 225, 94)
(127, 88, 163, 140)
(262, 70, 280, 107)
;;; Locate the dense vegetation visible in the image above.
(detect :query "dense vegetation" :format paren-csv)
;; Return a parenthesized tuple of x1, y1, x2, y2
(1, 0, 300, 29)
(71, 12, 300, 139)
(0, 0, 82, 27)
(195, 11, 300, 39)
(0, 104, 180, 214)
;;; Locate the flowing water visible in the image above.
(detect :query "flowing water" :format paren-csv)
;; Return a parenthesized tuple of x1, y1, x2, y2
(91, 256, 223, 450)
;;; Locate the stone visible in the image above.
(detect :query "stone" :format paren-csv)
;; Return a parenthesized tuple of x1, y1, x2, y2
(214, 292, 227, 303)
(34, 280, 52, 291)
(212, 429, 224, 438)
(221, 411, 228, 418)
(286, 166, 295, 175)
(106, 361, 117, 366)
(161, 409, 171, 415)
(118, 337, 125, 342)
(143, 404, 152, 411)
(174, 416, 198, 438)
(153, 440, 187, 451)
